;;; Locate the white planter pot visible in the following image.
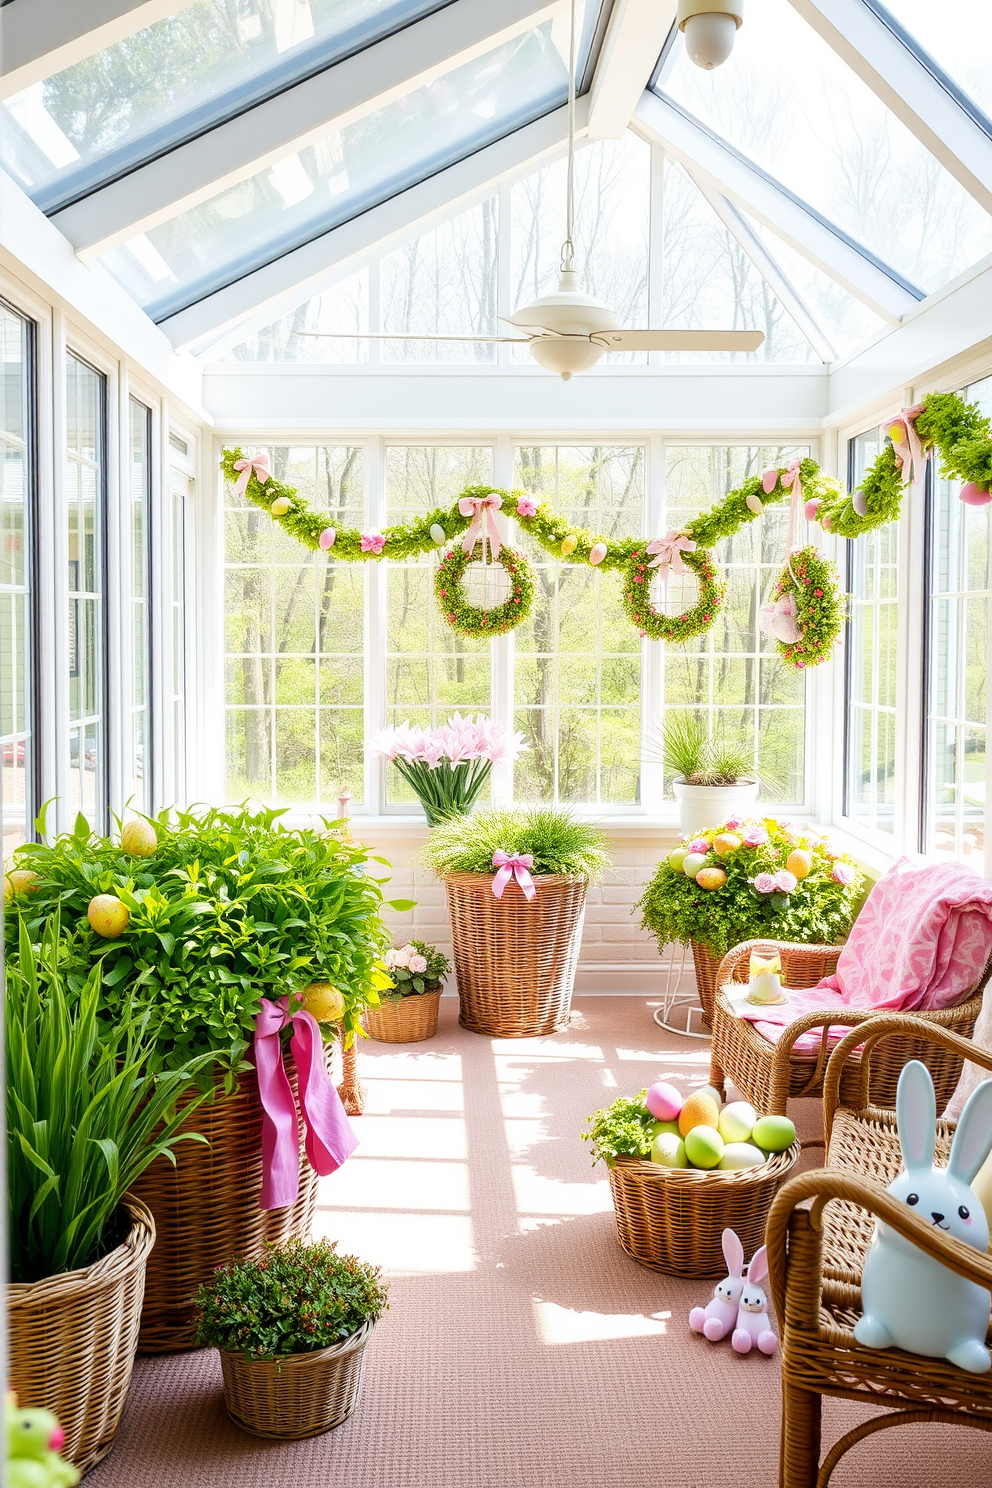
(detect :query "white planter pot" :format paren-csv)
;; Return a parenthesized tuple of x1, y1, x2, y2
(672, 778, 760, 836)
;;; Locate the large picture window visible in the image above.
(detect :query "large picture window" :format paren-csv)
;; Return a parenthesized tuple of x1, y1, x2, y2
(129, 398, 152, 812)
(66, 353, 107, 830)
(0, 301, 35, 852)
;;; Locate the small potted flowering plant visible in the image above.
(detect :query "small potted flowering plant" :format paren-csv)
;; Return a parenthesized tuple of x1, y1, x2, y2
(638, 817, 862, 1023)
(368, 713, 527, 825)
(364, 939, 451, 1043)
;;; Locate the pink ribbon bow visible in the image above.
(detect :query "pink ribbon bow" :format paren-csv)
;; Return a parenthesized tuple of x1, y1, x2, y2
(253, 996, 358, 1210)
(459, 492, 503, 562)
(645, 531, 697, 592)
(889, 404, 928, 488)
(491, 850, 536, 901)
(232, 454, 271, 498)
(759, 592, 800, 644)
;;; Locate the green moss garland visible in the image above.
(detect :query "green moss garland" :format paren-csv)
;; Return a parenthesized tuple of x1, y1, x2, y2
(433, 543, 535, 637)
(770, 546, 844, 670)
(620, 544, 726, 641)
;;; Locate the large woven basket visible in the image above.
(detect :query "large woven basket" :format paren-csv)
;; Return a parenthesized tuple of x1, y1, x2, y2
(131, 1060, 320, 1353)
(219, 1320, 374, 1438)
(444, 872, 587, 1037)
(607, 1143, 800, 1278)
(364, 990, 441, 1043)
(7, 1195, 155, 1473)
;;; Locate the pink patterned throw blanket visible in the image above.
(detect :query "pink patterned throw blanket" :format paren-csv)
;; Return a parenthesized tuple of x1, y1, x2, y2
(739, 857, 992, 1052)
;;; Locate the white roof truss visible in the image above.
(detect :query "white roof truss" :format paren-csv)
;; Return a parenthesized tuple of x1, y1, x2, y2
(52, 0, 559, 259)
(585, 0, 677, 140)
(634, 89, 922, 323)
(0, 0, 198, 100)
(785, 0, 992, 217)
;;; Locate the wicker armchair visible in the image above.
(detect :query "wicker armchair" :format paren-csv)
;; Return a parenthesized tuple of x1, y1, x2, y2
(767, 1014, 992, 1488)
(708, 938, 989, 1116)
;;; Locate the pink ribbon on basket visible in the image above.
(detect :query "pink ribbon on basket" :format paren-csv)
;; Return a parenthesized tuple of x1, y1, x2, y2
(232, 454, 271, 498)
(645, 532, 696, 592)
(459, 492, 503, 562)
(889, 404, 929, 488)
(491, 850, 536, 900)
(253, 996, 358, 1210)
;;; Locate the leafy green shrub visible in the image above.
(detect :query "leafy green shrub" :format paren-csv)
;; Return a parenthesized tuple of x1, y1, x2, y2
(419, 807, 610, 880)
(194, 1238, 388, 1358)
(6, 805, 410, 1071)
(582, 1093, 656, 1166)
(384, 939, 450, 997)
(639, 817, 863, 960)
(7, 920, 212, 1283)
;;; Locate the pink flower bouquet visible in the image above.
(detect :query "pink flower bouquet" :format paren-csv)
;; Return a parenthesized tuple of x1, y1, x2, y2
(368, 714, 527, 825)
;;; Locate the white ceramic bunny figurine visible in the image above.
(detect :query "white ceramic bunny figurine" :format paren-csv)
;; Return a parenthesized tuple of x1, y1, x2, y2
(731, 1245, 778, 1355)
(854, 1060, 992, 1373)
(689, 1229, 745, 1341)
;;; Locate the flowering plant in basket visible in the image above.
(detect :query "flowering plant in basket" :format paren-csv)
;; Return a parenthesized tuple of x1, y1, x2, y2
(638, 816, 863, 962)
(368, 714, 526, 825)
(383, 939, 450, 999)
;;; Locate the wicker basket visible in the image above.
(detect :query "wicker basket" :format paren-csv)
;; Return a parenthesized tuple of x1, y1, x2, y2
(7, 1195, 155, 1473)
(219, 1320, 374, 1439)
(445, 872, 587, 1038)
(607, 1143, 800, 1278)
(692, 938, 839, 1030)
(364, 991, 441, 1043)
(131, 1060, 320, 1353)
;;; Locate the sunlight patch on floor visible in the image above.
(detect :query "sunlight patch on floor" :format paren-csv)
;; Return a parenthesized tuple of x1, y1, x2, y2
(533, 1301, 672, 1344)
(348, 1115, 467, 1160)
(318, 1157, 471, 1211)
(312, 1207, 477, 1273)
(512, 1166, 613, 1216)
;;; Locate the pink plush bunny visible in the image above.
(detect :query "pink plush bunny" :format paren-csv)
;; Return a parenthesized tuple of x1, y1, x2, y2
(689, 1229, 745, 1342)
(731, 1245, 778, 1355)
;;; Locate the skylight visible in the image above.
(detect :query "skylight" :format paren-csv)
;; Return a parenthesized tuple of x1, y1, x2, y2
(880, 0, 992, 119)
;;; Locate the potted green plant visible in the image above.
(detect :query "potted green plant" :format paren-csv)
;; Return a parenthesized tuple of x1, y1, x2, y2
(5, 804, 406, 1351)
(6, 922, 211, 1472)
(364, 939, 451, 1043)
(193, 1238, 388, 1439)
(655, 712, 760, 834)
(420, 807, 610, 1037)
(638, 817, 862, 1022)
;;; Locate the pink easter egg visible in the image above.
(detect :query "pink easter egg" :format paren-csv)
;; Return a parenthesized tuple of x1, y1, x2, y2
(761, 469, 778, 495)
(645, 1081, 683, 1122)
(961, 482, 992, 507)
(319, 527, 336, 549)
(589, 541, 608, 566)
(804, 498, 820, 521)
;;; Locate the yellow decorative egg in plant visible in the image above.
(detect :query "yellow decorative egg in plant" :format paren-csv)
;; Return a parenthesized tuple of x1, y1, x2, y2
(297, 982, 346, 1022)
(87, 895, 129, 938)
(4, 869, 38, 899)
(696, 866, 726, 891)
(668, 846, 688, 872)
(560, 533, 578, 556)
(121, 819, 157, 857)
(270, 496, 291, 516)
(712, 833, 741, 857)
(786, 848, 812, 880)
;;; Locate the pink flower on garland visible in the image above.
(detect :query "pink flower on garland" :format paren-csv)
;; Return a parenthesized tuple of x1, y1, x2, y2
(774, 870, 798, 894)
(742, 825, 768, 847)
(516, 498, 537, 518)
(361, 532, 385, 554)
(724, 817, 743, 830)
(832, 862, 855, 885)
(752, 873, 777, 894)
(688, 838, 710, 855)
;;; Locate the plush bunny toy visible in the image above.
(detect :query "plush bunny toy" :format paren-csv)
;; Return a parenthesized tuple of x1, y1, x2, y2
(854, 1061, 992, 1373)
(731, 1245, 778, 1355)
(689, 1229, 745, 1341)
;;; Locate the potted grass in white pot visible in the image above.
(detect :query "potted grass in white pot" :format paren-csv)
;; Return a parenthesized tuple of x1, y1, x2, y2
(658, 713, 760, 835)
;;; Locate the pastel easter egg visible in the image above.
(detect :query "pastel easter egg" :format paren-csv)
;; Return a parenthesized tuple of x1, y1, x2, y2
(646, 1081, 684, 1122)
(121, 819, 157, 857)
(651, 1132, 688, 1168)
(692, 1085, 724, 1108)
(681, 852, 708, 878)
(87, 894, 129, 938)
(668, 847, 688, 872)
(678, 1091, 720, 1138)
(804, 498, 820, 521)
(589, 541, 608, 566)
(746, 494, 763, 515)
(713, 833, 741, 857)
(430, 522, 447, 544)
(296, 981, 345, 1022)
(5, 868, 39, 897)
(761, 469, 779, 494)
(649, 1119, 682, 1140)
(752, 1114, 797, 1152)
(695, 866, 727, 891)
(852, 489, 868, 517)
(718, 1101, 757, 1144)
(786, 848, 812, 880)
(270, 496, 291, 516)
(718, 1142, 766, 1170)
(888, 420, 907, 444)
(319, 527, 336, 550)
(561, 534, 578, 556)
(961, 482, 992, 507)
(684, 1125, 724, 1169)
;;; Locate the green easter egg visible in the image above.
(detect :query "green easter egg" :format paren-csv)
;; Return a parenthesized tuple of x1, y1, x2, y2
(682, 852, 708, 878)
(718, 1142, 766, 1170)
(684, 1126, 725, 1169)
(668, 847, 688, 872)
(752, 1114, 797, 1153)
(649, 1119, 682, 1140)
(651, 1132, 688, 1168)
(718, 1101, 756, 1144)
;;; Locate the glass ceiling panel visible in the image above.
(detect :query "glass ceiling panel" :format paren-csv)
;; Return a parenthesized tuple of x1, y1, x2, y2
(99, 17, 590, 321)
(880, 1, 992, 119)
(658, 0, 992, 294)
(0, 0, 451, 211)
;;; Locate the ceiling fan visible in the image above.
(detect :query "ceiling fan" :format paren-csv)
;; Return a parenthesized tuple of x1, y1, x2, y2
(298, 0, 763, 379)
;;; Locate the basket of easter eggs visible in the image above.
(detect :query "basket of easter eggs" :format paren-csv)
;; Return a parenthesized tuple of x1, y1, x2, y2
(584, 1082, 799, 1278)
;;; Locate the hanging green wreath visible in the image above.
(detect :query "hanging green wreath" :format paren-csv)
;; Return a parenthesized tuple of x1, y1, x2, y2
(434, 544, 535, 637)
(764, 546, 844, 670)
(620, 544, 726, 641)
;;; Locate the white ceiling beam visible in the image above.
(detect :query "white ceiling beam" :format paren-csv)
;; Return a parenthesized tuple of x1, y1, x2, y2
(633, 90, 921, 323)
(161, 101, 585, 351)
(786, 0, 992, 216)
(51, 0, 559, 259)
(686, 168, 838, 362)
(586, 0, 677, 140)
(0, 0, 197, 100)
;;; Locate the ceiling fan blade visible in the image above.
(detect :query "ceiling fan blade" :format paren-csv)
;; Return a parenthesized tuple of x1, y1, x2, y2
(590, 330, 765, 352)
(293, 330, 531, 343)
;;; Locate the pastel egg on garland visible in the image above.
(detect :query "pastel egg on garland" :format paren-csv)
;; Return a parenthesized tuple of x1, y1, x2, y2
(560, 534, 578, 556)
(645, 1081, 684, 1123)
(668, 847, 688, 871)
(745, 493, 763, 516)
(430, 522, 447, 545)
(319, 527, 336, 551)
(270, 496, 291, 516)
(589, 541, 608, 566)
(961, 482, 992, 507)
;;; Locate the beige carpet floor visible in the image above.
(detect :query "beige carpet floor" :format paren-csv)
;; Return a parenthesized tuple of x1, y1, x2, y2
(91, 996, 988, 1488)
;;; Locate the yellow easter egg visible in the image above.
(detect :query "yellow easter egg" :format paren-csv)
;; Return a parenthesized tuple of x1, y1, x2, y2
(786, 848, 812, 880)
(713, 833, 741, 857)
(678, 1090, 720, 1138)
(695, 866, 727, 891)
(121, 819, 158, 857)
(87, 895, 129, 938)
(561, 534, 578, 556)
(270, 496, 291, 516)
(297, 982, 346, 1022)
(745, 493, 763, 515)
(888, 422, 905, 444)
(5, 869, 39, 898)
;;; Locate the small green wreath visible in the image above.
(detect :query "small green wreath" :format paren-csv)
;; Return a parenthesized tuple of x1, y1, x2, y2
(434, 544, 535, 637)
(767, 545, 844, 670)
(620, 544, 726, 641)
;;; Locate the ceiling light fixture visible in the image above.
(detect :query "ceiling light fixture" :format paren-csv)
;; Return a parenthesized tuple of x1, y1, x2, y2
(677, 0, 743, 70)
